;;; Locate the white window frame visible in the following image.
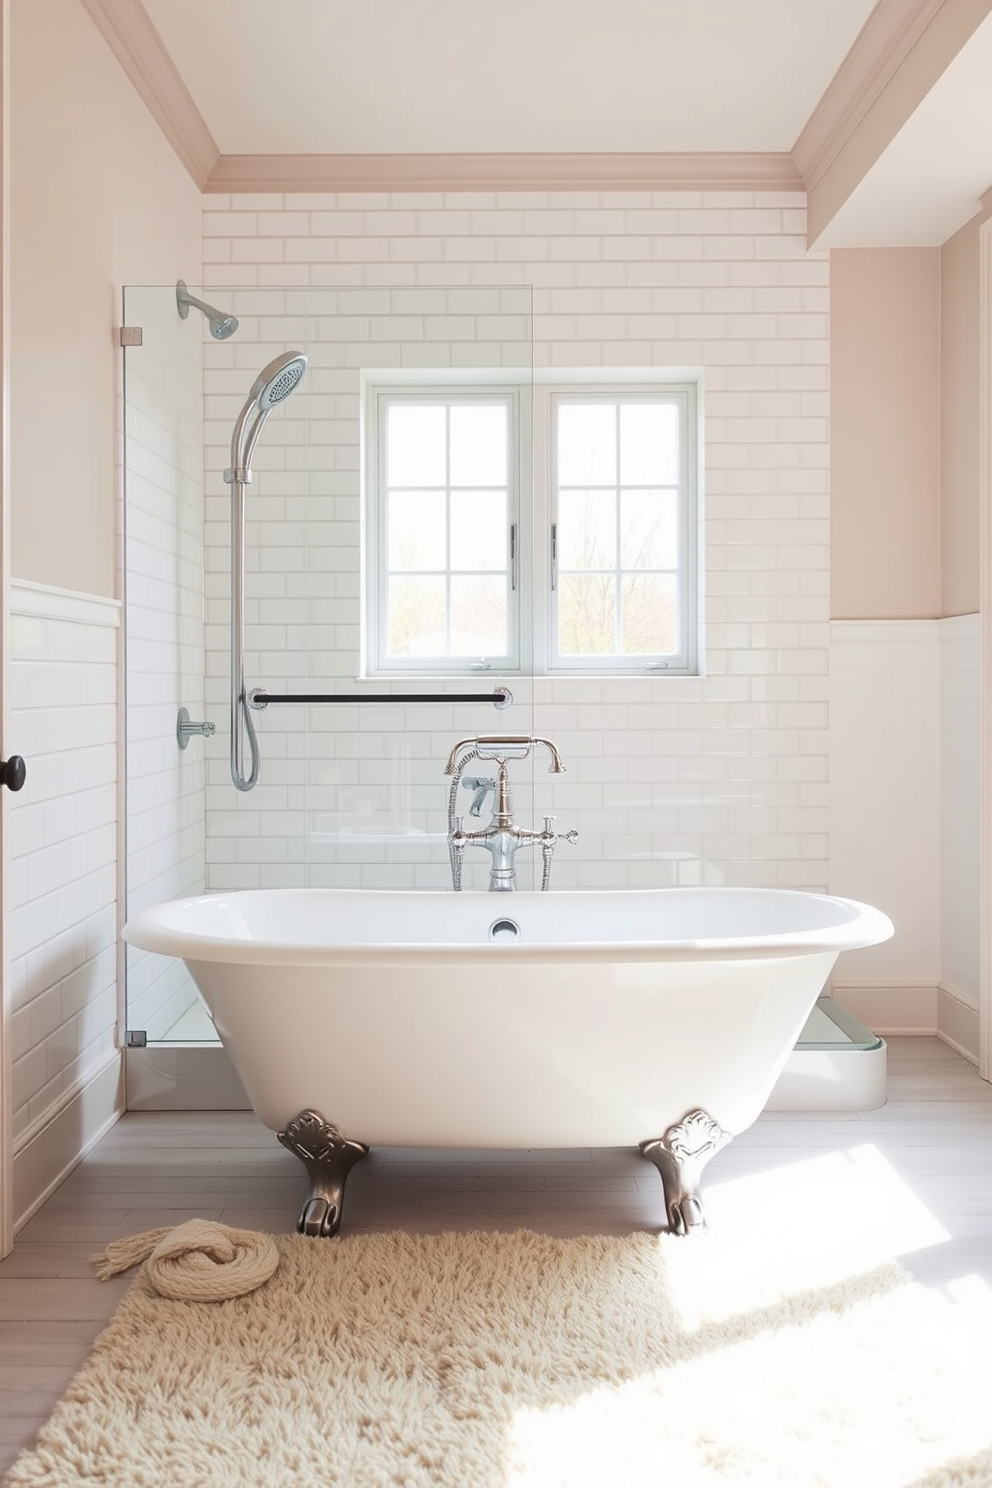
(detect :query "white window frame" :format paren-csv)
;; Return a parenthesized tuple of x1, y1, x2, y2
(543, 383, 698, 675)
(365, 384, 523, 677)
(364, 373, 700, 678)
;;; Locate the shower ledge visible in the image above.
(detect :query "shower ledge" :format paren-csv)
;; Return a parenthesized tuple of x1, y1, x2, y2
(765, 995, 886, 1112)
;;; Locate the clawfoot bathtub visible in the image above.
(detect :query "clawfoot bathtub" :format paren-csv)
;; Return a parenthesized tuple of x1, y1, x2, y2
(123, 887, 893, 1236)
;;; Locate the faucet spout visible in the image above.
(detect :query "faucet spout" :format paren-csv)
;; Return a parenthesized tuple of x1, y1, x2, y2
(531, 737, 566, 773)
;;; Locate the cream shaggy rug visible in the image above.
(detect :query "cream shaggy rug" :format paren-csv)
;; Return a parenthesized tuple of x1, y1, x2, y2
(4, 1227, 992, 1488)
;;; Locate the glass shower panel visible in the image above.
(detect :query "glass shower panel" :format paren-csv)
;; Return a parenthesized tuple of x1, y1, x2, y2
(122, 284, 210, 1043)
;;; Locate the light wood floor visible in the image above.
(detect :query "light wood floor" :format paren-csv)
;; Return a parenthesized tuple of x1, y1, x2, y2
(1, 1035, 990, 1475)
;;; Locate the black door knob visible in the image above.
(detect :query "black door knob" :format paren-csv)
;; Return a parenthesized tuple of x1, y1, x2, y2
(0, 756, 26, 792)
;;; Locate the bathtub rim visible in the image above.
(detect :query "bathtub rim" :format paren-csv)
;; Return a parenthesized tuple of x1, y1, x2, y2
(122, 885, 894, 967)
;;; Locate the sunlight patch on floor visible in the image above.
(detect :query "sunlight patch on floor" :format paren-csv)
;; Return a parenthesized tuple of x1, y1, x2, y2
(503, 1262, 992, 1488)
(686, 1142, 951, 1318)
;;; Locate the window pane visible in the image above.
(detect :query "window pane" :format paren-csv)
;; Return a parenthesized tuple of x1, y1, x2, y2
(387, 576, 446, 656)
(557, 490, 616, 569)
(620, 490, 678, 569)
(621, 573, 677, 654)
(557, 404, 616, 485)
(450, 405, 507, 486)
(387, 405, 446, 487)
(619, 403, 679, 485)
(388, 490, 446, 571)
(450, 491, 506, 571)
(558, 574, 616, 655)
(450, 576, 507, 655)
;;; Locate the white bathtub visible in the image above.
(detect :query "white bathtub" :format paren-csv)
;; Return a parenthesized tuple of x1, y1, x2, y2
(124, 886, 892, 1235)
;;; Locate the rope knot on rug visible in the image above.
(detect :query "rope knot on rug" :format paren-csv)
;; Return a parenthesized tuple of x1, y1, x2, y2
(91, 1219, 280, 1301)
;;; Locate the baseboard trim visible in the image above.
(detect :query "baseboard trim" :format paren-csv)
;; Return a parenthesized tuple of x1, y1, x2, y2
(13, 1053, 124, 1233)
(935, 1028, 980, 1066)
(936, 981, 980, 1066)
(829, 981, 937, 1035)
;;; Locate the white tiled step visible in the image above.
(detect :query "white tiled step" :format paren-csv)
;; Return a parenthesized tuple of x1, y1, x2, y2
(767, 996, 887, 1113)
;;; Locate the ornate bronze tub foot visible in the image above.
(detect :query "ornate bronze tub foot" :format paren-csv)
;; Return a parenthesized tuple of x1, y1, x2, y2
(639, 1108, 731, 1236)
(277, 1110, 369, 1238)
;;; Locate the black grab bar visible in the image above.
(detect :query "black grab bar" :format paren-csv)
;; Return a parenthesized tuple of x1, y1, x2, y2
(247, 686, 512, 710)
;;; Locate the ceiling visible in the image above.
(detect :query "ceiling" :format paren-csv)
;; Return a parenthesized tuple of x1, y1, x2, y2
(141, 0, 876, 156)
(101, 0, 992, 246)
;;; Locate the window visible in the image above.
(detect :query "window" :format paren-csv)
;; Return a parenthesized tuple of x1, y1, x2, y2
(549, 389, 696, 673)
(365, 378, 698, 676)
(367, 388, 520, 674)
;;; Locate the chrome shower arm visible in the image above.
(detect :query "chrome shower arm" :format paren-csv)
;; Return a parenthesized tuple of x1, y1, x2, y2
(176, 280, 239, 340)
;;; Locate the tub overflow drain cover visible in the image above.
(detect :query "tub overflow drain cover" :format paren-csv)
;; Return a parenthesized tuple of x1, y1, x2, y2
(489, 918, 521, 942)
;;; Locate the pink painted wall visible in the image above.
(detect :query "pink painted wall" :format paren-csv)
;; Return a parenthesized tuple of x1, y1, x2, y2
(830, 248, 941, 619)
(10, 0, 202, 599)
(940, 212, 982, 617)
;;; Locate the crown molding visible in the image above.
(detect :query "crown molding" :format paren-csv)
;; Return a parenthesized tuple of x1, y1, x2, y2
(793, 0, 949, 191)
(799, 0, 992, 243)
(78, 0, 218, 188)
(78, 0, 802, 198)
(204, 151, 802, 196)
(78, 0, 801, 198)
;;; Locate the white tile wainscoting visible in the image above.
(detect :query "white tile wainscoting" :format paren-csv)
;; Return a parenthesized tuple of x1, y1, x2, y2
(829, 616, 979, 1060)
(6, 582, 124, 1231)
(939, 613, 981, 1059)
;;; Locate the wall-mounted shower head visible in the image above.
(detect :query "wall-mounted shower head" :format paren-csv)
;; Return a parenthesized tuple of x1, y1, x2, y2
(176, 280, 239, 340)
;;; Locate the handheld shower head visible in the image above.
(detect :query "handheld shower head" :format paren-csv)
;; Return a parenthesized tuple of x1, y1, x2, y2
(248, 352, 309, 411)
(176, 280, 239, 340)
(225, 352, 309, 483)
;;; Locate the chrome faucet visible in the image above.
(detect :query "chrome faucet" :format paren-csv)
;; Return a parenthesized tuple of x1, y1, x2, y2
(444, 735, 577, 892)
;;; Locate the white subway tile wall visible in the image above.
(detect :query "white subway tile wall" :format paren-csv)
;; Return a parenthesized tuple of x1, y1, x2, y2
(199, 190, 831, 895)
(123, 287, 207, 1038)
(7, 590, 120, 1145)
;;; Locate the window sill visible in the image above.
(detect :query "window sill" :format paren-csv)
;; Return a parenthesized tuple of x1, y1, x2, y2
(355, 672, 707, 700)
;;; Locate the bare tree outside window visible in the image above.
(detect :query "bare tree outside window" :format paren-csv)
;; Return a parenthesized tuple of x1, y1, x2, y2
(554, 398, 681, 660)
